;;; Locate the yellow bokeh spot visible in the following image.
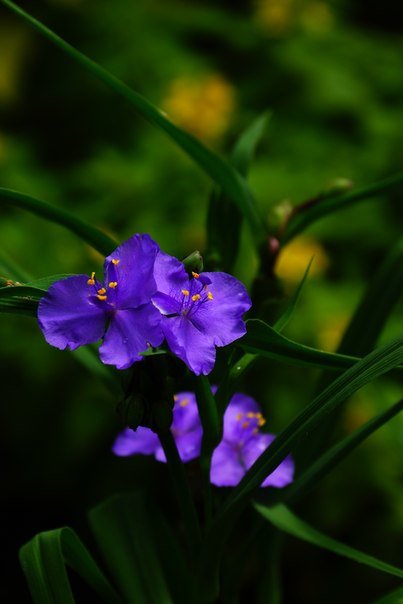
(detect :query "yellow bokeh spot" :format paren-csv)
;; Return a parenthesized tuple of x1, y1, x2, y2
(255, 0, 295, 35)
(317, 314, 349, 352)
(163, 74, 235, 142)
(275, 236, 329, 284)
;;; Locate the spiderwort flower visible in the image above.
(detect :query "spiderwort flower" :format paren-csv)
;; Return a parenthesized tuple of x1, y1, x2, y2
(211, 393, 295, 487)
(38, 234, 164, 369)
(151, 251, 252, 375)
(113, 390, 294, 489)
(113, 392, 202, 462)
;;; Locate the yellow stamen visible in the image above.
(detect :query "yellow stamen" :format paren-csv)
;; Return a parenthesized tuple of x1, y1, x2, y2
(97, 294, 107, 301)
(87, 272, 96, 286)
(97, 287, 107, 295)
(181, 289, 190, 296)
(207, 291, 214, 300)
(111, 259, 120, 265)
(191, 294, 201, 302)
(258, 417, 266, 427)
(180, 399, 189, 407)
(192, 271, 200, 279)
(246, 412, 256, 418)
(236, 412, 243, 421)
(242, 421, 250, 429)
(109, 281, 118, 288)
(173, 394, 179, 402)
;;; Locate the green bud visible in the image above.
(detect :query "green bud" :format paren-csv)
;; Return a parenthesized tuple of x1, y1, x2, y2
(182, 250, 204, 275)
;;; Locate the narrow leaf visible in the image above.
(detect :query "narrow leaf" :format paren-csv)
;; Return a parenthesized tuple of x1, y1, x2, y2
(0, 187, 117, 256)
(374, 585, 403, 603)
(282, 172, 403, 244)
(240, 319, 362, 371)
(274, 257, 314, 332)
(255, 504, 403, 580)
(1, 0, 267, 243)
(284, 399, 403, 503)
(89, 493, 173, 604)
(19, 527, 121, 604)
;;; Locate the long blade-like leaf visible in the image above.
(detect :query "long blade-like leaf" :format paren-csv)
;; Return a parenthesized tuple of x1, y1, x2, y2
(284, 399, 403, 503)
(223, 338, 403, 509)
(19, 527, 121, 604)
(1, 0, 267, 243)
(0, 188, 117, 256)
(255, 504, 403, 580)
(240, 319, 362, 370)
(207, 113, 269, 270)
(281, 172, 403, 244)
(89, 493, 174, 604)
(374, 585, 403, 603)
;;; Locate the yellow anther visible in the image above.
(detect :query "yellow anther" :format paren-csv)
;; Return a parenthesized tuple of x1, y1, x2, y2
(258, 417, 266, 427)
(191, 294, 201, 302)
(97, 287, 107, 295)
(111, 258, 120, 265)
(181, 289, 190, 296)
(246, 412, 256, 418)
(180, 399, 189, 407)
(192, 271, 200, 279)
(241, 421, 250, 429)
(87, 272, 96, 286)
(207, 291, 214, 300)
(97, 294, 107, 301)
(108, 281, 118, 288)
(236, 412, 244, 421)
(173, 394, 179, 402)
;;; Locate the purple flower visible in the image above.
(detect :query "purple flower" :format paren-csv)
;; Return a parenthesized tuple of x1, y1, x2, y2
(113, 392, 202, 462)
(38, 234, 164, 369)
(211, 393, 295, 488)
(113, 390, 294, 489)
(151, 251, 252, 375)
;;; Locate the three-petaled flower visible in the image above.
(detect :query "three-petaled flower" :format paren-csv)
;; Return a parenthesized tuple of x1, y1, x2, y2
(38, 234, 163, 369)
(152, 250, 252, 375)
(113, 391, 294, 489)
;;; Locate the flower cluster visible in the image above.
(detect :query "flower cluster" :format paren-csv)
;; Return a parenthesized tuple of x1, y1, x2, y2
(113, 391, 295, 488)
(38, 234, 251, 375)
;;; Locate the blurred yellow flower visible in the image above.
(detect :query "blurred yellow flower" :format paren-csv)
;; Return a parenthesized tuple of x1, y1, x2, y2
(255, 0, 334, 36)
(316, 313, 349, 352)
(0, 23, 31, 105)
(163, 74, 235, 143)
(275, 236, 329, 283)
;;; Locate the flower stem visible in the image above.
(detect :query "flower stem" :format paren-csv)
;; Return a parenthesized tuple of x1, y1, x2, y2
(158, 430, 202, 560)
(195, 375, 221, 531)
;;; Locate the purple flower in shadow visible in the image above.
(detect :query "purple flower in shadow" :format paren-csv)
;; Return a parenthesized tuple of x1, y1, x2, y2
(38, 234, 163, 369)
(151, 250, 252, 375)
(211, 393, 295, 488)
(113, 389, 294, 489)
(113, 392, 202, 462)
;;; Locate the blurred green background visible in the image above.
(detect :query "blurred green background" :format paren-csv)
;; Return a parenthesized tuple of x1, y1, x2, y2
(0, 0, 402, 601)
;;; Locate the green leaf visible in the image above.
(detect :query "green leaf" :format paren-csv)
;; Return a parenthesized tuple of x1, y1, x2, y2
(240, 319, 362, 371)
(274, 257, 314, 333)
(374, 585, 403, 603)
(88, 493, 174, 604)
(284, 399, 403, 503)
(1, 0, 267, 243)
(0, 188, 117, 256)
(207, 113, 269, 270)
(19, 527, 121, 604)
(281, 172, 403, 244)
(255, 504, 403, 580)
(0, 276, 72, 317)
(0, 249, 31, 281)
(222, 338, 403, 509)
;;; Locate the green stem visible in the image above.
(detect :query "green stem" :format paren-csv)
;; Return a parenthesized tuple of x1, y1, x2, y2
(158, 430, 202, 561)
(195, 375, 221, 530)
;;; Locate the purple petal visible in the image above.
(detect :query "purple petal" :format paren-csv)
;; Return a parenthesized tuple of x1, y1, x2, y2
(104, 234, 160, 308)
(222, 393, 262, 442)
(153, 250, 188, 296)
(172, 392, 200, 432)
(162, 315, 216, 375)
(155, 427, 202, 463)
(99, 303, 163, 369)
(152, 292, 181, 316)
(243, 433, 295, 488)
(210, 441, 245, 487)
(38, 275, 106, 351)
(189, 271, 251, 348)
(112, 427, 160, 456)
